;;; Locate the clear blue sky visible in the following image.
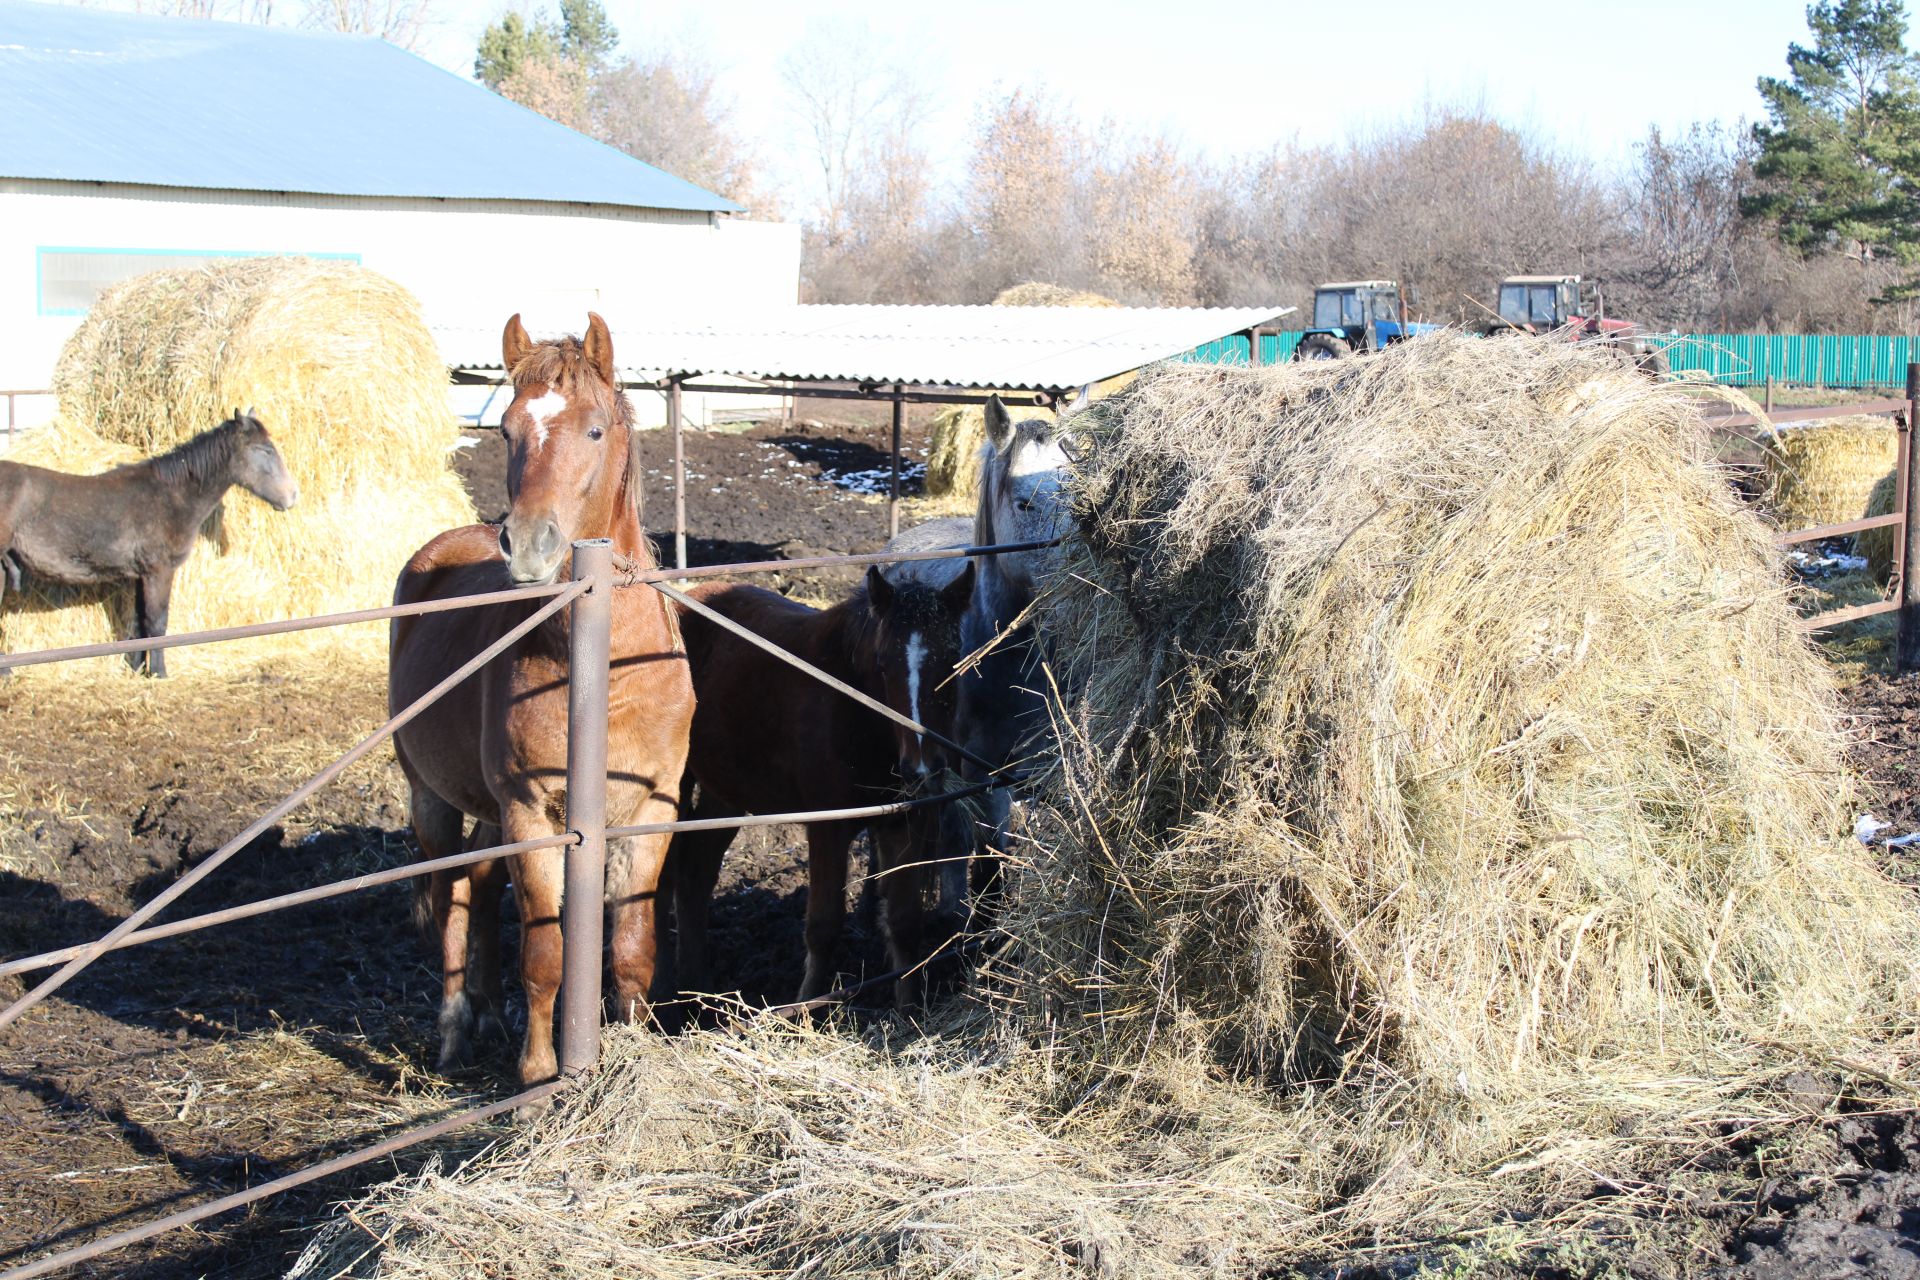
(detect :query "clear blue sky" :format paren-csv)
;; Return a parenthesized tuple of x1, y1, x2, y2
(404, 0, 1820, 202)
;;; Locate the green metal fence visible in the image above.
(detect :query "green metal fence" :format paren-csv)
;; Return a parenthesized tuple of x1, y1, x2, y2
(1183, 330, 1915, 387)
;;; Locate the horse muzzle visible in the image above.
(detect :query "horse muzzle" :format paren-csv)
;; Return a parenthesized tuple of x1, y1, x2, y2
(499, 514, 567, 584)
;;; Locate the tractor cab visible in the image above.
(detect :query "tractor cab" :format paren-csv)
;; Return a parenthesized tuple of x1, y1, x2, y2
(1494, 275, 1609, 334)
(1298, 280, 1437, 359)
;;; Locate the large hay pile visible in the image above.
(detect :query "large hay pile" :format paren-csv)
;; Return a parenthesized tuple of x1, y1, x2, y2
(299, 335, 1920, 1278)
(1764, 415, 1898, 529)
(2, 258, 473, 672)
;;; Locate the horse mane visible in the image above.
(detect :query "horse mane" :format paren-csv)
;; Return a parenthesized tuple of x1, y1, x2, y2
(974, 414, 1060, 545)
(509, 335, 646, 537)
(833, 585, 882, 673)
(141, 416, 257, 487)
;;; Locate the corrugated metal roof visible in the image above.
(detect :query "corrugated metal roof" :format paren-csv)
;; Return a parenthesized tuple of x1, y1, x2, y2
(0, 1, 740, 212)
(437, 303, 1295, 390)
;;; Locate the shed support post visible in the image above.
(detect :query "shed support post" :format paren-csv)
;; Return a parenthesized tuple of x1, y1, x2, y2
(1246, 328, 1263, 367)
(669, 376, 686, 572)
(1899, 364, 1920, 672)
(560, 538, 611, 1076)
(889, 383, 904, 540)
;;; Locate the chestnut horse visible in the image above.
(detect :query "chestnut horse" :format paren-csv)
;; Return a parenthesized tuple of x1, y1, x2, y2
(388, 314, 693, 1088)
(669, 562, 975, 1009)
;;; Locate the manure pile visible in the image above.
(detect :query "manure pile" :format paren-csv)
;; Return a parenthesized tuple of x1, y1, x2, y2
(2, 257, 473, 671)
(296, 334, 1919, 1279)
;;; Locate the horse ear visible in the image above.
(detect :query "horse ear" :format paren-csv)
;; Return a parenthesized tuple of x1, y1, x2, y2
(941, 559, 976, 613)
(866, 564, 894, 613)
(1063, 384, 1092, 417)
(584, 312, 616, 386)
(502, 313, 533, 373)
(984, 396, 1015, 452)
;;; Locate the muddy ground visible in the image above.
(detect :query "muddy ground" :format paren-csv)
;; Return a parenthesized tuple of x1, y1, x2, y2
(3, 415, 1919, 1279)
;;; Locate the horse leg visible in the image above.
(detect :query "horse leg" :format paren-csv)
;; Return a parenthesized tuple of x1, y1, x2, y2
(130, 569, 173, 678)
(870, 815, 933, 1013)
(406, 787, 478, 1071)
(466, 823, 509, 1053)
(669, 803, 733, 1002)
(798, 821, 857, 1002)
(505, 818, 566, 1091)
(608, 795, 679, 1026)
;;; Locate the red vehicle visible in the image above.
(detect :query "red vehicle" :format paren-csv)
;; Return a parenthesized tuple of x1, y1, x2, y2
(1486, 274, 1668, 377)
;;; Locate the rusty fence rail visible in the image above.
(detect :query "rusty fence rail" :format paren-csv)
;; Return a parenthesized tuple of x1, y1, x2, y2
(1702, 362, 1920, 663)
(0, 535, 1042, 1280)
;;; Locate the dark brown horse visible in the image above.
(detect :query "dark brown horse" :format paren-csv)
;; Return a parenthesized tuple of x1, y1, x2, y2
(0, 411, 298, 676)
(388, 313, 693, 1090)
(669, 562, 975, 1009)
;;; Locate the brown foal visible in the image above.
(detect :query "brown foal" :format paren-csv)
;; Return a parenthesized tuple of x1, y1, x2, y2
(387, 313, 693, 1089)
(669, 564, 975, 1009)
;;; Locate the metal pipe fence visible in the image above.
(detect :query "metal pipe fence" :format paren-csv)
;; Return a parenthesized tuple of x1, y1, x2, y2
(0, 533, 1038, 1279)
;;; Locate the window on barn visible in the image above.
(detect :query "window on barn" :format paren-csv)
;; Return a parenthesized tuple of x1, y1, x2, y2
(36, 248, 360, 315)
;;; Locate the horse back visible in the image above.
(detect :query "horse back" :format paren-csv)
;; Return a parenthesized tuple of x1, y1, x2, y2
(678, 582, 890, 810)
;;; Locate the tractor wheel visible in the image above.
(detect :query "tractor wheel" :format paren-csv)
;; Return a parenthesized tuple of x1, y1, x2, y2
(1296, 334, 1353, 361)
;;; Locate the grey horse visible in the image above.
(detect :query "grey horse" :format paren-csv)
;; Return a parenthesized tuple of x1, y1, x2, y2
(882, 394, 1076, 918)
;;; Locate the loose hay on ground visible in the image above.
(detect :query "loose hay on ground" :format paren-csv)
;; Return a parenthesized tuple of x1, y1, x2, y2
(2, 257, 474, 674)
(1764, 414, 1898, 530)
(297, 334, 1920, 1278)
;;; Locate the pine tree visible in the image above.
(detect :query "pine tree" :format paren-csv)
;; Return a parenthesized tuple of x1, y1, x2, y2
(1745, 0, 1920, 272)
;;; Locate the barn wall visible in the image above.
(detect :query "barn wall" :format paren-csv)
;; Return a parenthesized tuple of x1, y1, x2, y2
(0, 180, 801, 430)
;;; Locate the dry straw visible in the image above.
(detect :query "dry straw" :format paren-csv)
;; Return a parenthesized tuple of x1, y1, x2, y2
(1, 258, 473, 673)
(300, 334, 1920, 1278)
(1764, 414, 1898, 530)
(1857, 468, 1899, 582)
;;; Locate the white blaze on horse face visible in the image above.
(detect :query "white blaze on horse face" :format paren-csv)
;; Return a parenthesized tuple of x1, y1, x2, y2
(905, 630, 929, 772)
(523, 389, 569, 452)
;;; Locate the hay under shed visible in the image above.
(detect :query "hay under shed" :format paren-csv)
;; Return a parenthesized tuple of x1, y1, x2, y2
(1765, 415, 1898, 530)
(992, 281, 1118, 308)
(297, 335, 1920, 1278)
(3, 258, 473, 674)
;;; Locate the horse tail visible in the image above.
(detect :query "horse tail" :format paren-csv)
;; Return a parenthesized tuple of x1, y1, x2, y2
(410, 873, 437, 950)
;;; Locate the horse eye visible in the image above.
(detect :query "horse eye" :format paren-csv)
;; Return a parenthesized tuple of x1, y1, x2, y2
(1015, 498, 1033, 512)
(587, 426, 605, 441)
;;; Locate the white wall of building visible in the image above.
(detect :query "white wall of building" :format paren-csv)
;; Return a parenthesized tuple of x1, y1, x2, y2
(0, 179, 801, 435)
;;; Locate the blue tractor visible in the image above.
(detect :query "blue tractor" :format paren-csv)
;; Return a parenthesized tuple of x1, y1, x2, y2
(1294, 280, 1440, 360)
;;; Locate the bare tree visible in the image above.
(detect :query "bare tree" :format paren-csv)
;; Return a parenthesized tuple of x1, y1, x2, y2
(593, 48, 764, 210)
(301, 0, 432, 49)
(497, 51, 589, 131)
(778, 18, 936, 243)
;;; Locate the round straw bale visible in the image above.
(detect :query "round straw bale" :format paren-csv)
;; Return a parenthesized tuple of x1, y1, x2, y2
(1016, 331, 1918, 1094)
(925, 403, 987, 499)
(992, 281, 1118, 308)
(3, 258, 473, 673)
(1857, 468, 1897, 583)
(1764, 415, 1898, 530)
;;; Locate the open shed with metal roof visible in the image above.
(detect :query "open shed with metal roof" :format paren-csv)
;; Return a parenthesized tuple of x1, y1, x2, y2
(0, 0, 798, 415)
(440, 301, 1294, 566)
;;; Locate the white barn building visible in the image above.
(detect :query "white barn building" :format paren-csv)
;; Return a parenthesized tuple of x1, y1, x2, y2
(0, 0, 799, 432)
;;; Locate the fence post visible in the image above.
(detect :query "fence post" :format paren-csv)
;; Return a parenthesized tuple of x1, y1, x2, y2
(559, 538, 611, 1076)
(1896, 365, 1920, 672)
(888, 383, 904, 540)
(668, 376, 687, 573)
